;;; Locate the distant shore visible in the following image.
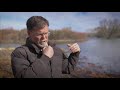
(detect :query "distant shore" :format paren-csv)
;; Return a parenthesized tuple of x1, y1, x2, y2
(49, 39, 88, 44)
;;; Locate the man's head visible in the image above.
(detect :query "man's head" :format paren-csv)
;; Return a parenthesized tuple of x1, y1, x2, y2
(26, 16, 50, 47)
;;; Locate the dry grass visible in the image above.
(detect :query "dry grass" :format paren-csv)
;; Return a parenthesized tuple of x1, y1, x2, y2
(0, 49, 14, 78)
(70, 67, 120, 78)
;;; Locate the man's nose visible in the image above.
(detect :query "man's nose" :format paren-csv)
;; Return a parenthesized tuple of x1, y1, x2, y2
(41, 34, 46, 38)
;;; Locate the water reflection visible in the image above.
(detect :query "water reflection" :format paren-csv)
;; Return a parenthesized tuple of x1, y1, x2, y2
(0, 43, 21, 48)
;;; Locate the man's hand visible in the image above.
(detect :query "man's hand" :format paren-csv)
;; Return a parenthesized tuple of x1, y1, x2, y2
(67, 43, 80, 53)
(43, 46, 54, 58)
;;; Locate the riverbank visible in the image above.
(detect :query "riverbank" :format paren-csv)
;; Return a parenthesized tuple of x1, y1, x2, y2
(0, 49, 14, 78)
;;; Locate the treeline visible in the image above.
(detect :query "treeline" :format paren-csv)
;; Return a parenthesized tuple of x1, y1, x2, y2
(93, 19, 120, 39)
(0, 27, 87, 44)
(49, 27, 87, 40)
(0, 28, 27, 44)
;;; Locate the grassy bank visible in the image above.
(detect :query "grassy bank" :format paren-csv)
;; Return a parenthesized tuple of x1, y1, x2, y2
(0, 49, 14, 78)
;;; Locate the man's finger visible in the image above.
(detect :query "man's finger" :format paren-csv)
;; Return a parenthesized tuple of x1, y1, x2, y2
(67, 44, 71, 47)
(70, 44, 79, 49)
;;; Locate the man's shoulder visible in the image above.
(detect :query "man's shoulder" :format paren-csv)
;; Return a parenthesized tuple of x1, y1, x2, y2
(11, 45, 29, 59)
(12, 45, 28, 55)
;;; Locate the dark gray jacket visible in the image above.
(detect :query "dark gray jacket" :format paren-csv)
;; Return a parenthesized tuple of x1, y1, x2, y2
(11, 38, 80, 78)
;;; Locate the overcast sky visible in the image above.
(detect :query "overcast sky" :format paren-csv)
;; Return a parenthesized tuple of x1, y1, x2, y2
(0, 12, 120, 32)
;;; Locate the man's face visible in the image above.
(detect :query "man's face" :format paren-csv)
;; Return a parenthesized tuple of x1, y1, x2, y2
(28, 25, 49, 45)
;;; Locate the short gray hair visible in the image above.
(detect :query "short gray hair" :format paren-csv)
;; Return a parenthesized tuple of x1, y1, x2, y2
(26, 16, 49, 31)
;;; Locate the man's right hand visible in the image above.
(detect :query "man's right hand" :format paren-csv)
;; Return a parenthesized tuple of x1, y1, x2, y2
(43, 46, 54, 58)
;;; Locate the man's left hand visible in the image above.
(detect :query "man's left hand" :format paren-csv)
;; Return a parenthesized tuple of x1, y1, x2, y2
(67, 43, 80, 53)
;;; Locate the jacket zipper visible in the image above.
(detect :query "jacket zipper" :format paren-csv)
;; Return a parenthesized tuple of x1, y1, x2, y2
(49, 61, 53, 78)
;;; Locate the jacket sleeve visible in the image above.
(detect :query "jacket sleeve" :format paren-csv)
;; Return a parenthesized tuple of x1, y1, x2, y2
(68, 52, 80, 69)
(11, 47, 51, 78)
(62, 51, 80, 74)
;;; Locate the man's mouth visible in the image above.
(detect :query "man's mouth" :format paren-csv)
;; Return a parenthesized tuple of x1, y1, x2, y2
(37, 41, 48, 48)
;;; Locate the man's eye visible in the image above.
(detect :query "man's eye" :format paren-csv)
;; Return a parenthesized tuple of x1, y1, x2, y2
(37, 33, 42, 35)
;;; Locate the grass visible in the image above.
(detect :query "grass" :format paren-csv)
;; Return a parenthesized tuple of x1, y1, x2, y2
(70, 67, 120, 78)
(0, 49, 14, 78)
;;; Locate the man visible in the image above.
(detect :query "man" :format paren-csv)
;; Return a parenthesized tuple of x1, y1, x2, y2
(11, 16, 80, 78)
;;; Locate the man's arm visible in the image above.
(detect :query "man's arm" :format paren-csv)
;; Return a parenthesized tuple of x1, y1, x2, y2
(68, 51, 80, 70)
(62, 51, 80, 74)
(62, 43, 80, 74)
(11, 47, 51, 78)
